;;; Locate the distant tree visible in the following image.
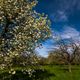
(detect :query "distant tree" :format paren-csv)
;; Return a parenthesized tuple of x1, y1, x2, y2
(0, 0, 51, 68)
(53, 39, 80, 72)
(47, 51, 65, 65)
(37, 56, 47, 65)
(48, 39, 80, 72)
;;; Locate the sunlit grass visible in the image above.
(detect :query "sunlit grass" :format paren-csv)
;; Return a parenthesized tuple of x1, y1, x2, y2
(43, 65, 80, 80)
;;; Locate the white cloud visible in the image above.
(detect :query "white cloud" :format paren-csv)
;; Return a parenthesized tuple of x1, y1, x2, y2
(35, 26, 80, 57)
(61, 26, 80, 40)
(35, 46, 49, 57)
(35, 39, 56, 57)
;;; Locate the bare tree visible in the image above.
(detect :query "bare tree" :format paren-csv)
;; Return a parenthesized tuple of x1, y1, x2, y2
(49, 39, 80, 72)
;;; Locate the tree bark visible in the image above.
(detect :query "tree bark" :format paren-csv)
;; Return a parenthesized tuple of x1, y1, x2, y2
(68, 63, 72, 72)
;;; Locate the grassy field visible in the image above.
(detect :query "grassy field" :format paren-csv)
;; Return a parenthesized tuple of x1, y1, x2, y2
(0, 65, 80, 80)
(42, 65, 80, 80)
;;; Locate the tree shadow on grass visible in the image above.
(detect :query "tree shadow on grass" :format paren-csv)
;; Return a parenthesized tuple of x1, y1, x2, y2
(0, 69, 55, 80)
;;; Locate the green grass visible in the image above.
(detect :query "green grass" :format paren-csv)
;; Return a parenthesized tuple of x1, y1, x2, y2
(0, 65, 80, 80)
(42, 65, 80, 80)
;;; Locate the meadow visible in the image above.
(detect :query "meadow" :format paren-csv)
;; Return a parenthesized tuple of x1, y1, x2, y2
(43, 65, 80, 80)
(0, 65, 80, 80)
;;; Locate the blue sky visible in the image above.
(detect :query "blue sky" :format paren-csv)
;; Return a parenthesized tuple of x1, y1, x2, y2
(35, 0, 80, 57)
